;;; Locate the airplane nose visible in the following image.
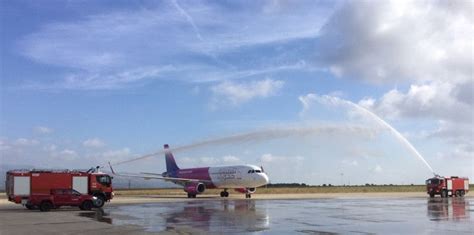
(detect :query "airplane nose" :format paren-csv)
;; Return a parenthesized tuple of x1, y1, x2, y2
(261, 173, 269, 185)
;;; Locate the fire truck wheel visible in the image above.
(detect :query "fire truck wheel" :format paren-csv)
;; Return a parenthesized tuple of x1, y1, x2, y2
(39, 201, 52, 212)
(441, 190, 448, 198)
(81, 200, 93, 211)
(460, 191, 465, 197)
(94, 195, 105, 208)
(429, 192, 435, 198)
(455, 191, 461, 197)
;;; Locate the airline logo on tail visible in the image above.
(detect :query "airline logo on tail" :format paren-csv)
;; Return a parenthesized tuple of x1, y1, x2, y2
(164, 144, 179, 175)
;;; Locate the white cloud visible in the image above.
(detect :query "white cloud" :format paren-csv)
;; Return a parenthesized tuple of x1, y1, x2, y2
(60, 149, 76, 155)
(260, 153, 304, 163)
(358, 98, 375, 110)
(261, 153, 275, 163)
(341, 159, 359, 166)
(211, 78, 284, 107)
(18, 2, 333, 90)
(199, 157, 220, 165)
(0, 140, 11, 151)
(359, 82, 473, 123)
(0, 135, 140, 169)
(14, 138, 39, 146)
(346, 147, 386, 160)
(316, 0, 471, 85)
(83, 138, 106, 148)
(258, 153, 305, 183)
(180, 157, 197, 165)
(43, 144, 57, 152)
(102, 148, 131, 159)
(34, 126, 53, 134)
(298, 93, 318, 115)
(222, 155, 241, 164)
(371, 164, 383, 173)
(429, 121, 473, 142)
(59, 149, 78, 160)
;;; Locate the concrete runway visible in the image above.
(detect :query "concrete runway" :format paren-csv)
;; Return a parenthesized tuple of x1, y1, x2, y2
(1, 196, 473, 234)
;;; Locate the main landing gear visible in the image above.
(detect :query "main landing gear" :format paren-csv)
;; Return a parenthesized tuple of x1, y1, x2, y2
(187, 193, 197, 198)
(245, 193, 251, 199)
(220, 190, 229, 198)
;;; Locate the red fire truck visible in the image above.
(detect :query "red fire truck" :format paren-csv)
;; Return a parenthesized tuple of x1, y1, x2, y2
(426, 176, 469, 198)
(6, 168, 114, 208)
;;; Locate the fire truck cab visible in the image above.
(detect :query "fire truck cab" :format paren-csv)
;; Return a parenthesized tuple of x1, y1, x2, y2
(426, 176, 469, 198)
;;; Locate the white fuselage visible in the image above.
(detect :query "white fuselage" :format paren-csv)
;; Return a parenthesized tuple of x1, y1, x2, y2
(208, 165, 269, 188)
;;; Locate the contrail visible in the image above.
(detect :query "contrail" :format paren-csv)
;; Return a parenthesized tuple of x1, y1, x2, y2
(110, 125, 376, 166)
(171, 0, 203, 41)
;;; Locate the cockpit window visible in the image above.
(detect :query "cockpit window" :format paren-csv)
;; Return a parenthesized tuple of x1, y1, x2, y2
(248, 169, 262, 174)
(255, 170, 261, 173)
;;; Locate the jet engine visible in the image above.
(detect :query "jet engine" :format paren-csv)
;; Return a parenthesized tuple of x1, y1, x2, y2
(235, 187, 256, 194)
(184, 182, 206, 194)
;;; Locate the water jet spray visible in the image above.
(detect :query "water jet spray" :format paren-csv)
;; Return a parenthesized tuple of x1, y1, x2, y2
(312, 94, 437, 176)
(108, 125, 376, 167)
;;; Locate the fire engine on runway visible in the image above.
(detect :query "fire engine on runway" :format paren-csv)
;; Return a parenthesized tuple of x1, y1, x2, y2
(6, 167, 113, 209)
(426, 176, 469, 198)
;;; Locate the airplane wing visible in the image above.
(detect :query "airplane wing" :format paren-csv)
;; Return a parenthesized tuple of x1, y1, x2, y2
(108, 162, 212, 184)
(140, 172, 164, 176)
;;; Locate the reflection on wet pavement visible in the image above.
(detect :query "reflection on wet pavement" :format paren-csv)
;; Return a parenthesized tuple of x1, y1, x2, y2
(427, 197, 470, 221)
(78, 208, 113, 224)
(81, 197, 474, 234)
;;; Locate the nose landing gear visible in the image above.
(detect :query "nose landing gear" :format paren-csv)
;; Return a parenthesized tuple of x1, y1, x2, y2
(220, 190, 229, 197)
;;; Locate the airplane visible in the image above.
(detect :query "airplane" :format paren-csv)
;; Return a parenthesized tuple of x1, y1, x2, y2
(109, 144, 270, 198)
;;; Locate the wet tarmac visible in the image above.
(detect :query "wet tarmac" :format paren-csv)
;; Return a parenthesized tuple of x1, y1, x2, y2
(80, 197, 473, 234)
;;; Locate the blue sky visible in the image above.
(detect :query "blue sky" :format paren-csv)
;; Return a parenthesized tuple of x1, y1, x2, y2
(1, 0, 472, 185)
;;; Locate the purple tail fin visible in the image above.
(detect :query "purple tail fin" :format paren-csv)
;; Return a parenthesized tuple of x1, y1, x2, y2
(164, 144, 179, 172)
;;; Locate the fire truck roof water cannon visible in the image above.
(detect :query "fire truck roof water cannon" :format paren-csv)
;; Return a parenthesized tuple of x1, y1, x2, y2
(426, 174, 469, 198)
(5, 167, 114, 210)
